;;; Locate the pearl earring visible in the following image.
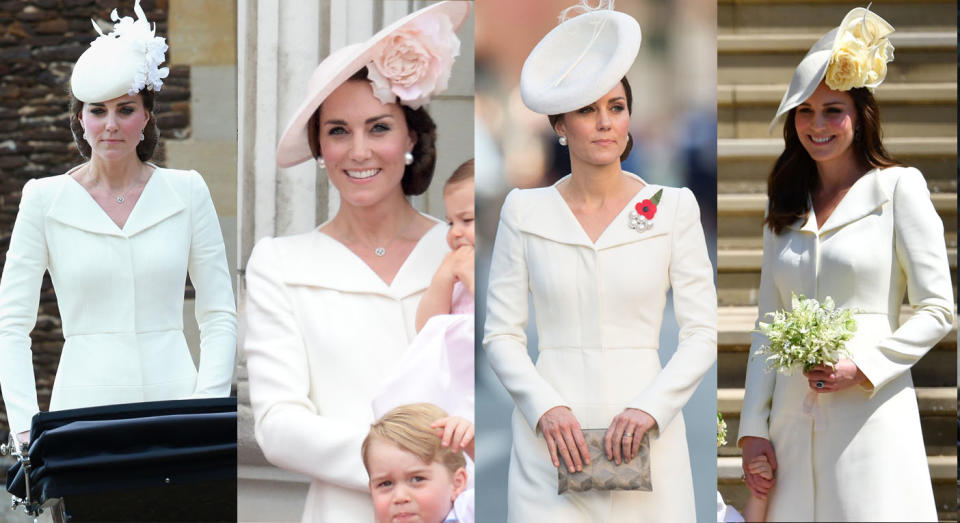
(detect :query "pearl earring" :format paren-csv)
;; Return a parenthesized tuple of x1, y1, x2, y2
(404, 151, 414, 165)
(558, 135, 567, 146)
(318, 157, 326, 169)
(140, 132, 145, 142)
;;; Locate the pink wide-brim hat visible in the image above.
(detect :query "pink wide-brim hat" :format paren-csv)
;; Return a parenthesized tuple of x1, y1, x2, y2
(275, 1, 470, 168)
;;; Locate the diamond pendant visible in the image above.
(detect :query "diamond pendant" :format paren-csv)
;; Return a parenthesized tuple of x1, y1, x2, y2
(374, 247, 386, 257)
(115, 195, 125, 204)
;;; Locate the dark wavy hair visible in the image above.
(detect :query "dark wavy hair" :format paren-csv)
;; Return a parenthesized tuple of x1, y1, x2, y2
(70, 89, 159, 162)
(307, 67, 438, 196)
(547, 76, 634, 163)
(765, 87, 901, 234)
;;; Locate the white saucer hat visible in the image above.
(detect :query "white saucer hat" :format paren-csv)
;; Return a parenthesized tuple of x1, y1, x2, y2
(770, 6, 895, 131)
(276, 1, 471, 168)
(70, 0, 170, 104)
(520, 0, 641, 115)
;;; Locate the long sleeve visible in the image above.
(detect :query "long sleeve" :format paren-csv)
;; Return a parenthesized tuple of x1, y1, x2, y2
(482, 189, 567, 432)
(186, 171, 238, 397)
(628, 188, 717, 433)
(243, 237, 369, 491)
(737, 221, 782, 443)
(0, 179, 47, 435)
(850, 168, 954, 392)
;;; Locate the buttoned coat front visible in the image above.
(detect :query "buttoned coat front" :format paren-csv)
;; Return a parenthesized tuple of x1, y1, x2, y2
(738, 166, 954, 521)
(483, 175, 717, 522)
(243, 223, 448, 523)
(0, 167, 238, 435)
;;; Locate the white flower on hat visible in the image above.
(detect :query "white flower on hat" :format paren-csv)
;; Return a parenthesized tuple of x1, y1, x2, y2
(366, 13, 460, 110)
(90, 0, 170, 96)
(825, 7, 894, 92)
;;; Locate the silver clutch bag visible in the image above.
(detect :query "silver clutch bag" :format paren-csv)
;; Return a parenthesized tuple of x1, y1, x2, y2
(556, 429, 652, 494)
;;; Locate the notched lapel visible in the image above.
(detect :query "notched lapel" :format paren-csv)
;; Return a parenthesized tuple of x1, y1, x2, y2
(46, 170, 186, 237)
(818, 170, 889, 235)
(514, 188, 595, 248)
(280, 224, 444, 299)
(121, 171, 186, 236)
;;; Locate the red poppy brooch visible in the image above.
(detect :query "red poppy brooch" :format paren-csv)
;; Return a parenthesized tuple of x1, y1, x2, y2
(629, 189, 663, 233)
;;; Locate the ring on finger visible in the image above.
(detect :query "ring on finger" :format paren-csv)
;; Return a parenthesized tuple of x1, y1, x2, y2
(815, 380, 825, 389)
(623, 432, 634, 437)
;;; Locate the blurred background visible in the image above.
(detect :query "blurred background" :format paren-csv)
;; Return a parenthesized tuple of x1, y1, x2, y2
(473, 0, 718, 521)
(714, 2, 957, 520)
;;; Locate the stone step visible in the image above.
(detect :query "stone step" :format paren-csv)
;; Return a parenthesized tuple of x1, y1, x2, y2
(717, 247, 959, 272)
(716, 247, 958, 307)
(719, 82, 957, 107)
(718, 32, 956, 53)
(718, 138, 957, 192)
(720, 137, 956, 158)
(718, 306, 958, 350)
(718, 407, 957, 453)
(719, 0, 957, 36)
(719, 47, 956, 85)
(716, 193, 958, 241)
(722, 103, 957, 140)
(718, 193, 957, 214)
(718, 387, 956, 417)
(720, 82, 958, 139)
(717, 455, 957, 522)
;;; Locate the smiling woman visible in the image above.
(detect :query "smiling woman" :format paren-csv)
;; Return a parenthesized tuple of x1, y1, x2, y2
(240, 2, 474, 521)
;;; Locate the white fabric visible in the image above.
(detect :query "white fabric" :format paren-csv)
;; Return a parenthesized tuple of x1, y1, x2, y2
(243, 223, 448, 523)
(483, 173, 716, 521)
(716, 491, 745, 523)
(738, 166, 953, 521)
(520, 10, 641, 115)
(0, 168, 237, 435)
(445, 488, 474, 523)
(371, 280, 474, 422)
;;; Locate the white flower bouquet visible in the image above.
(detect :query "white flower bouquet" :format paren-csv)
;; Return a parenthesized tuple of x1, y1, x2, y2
(716, 412, 727, 448)
(754, 293, 859, 375)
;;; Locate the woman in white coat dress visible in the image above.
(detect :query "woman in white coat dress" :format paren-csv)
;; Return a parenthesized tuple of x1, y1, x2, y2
(737, 8, 954, 522)
(483, 3, 716, 521)
(242, 3, 471, 522)
(0, 1, 237, 443)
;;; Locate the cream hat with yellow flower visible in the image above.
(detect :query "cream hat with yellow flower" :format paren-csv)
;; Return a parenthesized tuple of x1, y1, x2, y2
(770, 6, 894, 132)
(70, 0, 170, 104)
(520, 0, 641, 115)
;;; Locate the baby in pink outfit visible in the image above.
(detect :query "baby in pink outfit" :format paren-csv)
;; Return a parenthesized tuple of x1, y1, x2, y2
(372, 160, 475, 422)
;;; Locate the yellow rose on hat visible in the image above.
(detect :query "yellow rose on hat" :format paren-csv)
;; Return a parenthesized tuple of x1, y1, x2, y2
(824, 7, 894, 92)
(826, 44, 867, 91)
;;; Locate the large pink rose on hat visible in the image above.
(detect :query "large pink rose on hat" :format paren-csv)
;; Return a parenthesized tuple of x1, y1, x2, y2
(366, 13, 460, 110)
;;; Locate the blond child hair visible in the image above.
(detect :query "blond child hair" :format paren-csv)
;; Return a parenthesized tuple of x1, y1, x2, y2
(445, 159, 474, 188)
(361, 403, 466, 475)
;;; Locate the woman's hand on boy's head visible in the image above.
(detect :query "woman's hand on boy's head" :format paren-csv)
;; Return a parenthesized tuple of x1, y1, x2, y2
(430, 416, 475, 461)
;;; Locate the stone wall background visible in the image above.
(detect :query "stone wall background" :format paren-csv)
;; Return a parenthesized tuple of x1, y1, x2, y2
(0, 0, 192, 437)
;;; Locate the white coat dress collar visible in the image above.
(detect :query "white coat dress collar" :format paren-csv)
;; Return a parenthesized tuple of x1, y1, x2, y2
(788, 168, 889, 235)
(516, 171, 671, 250)
(280, 219, 448, 299)
(47, 165, 186, 237)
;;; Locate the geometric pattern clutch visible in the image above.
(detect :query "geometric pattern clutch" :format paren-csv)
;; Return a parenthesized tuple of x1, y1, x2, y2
(557, 429, 652, 494)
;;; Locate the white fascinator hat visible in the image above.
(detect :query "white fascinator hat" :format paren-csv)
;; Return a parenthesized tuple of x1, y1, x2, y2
(520, 0, 641, 115)
(70, 0, 170, 104)
(276, 1, 471, 168)
(770, 6, 895, 131)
